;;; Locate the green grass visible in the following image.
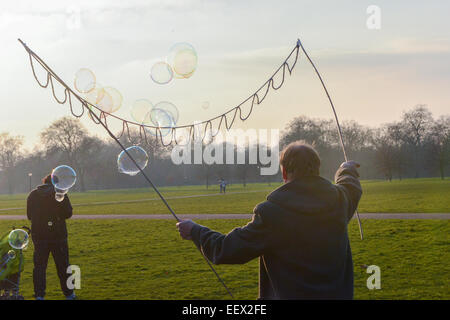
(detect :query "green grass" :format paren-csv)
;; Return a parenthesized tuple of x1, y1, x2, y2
(0, 218, 448, 300)
(0, 178, 448, 215)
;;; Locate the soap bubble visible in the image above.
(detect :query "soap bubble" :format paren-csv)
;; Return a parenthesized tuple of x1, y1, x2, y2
(167, 43, 197, 78)
(150, 108, 175, 137)
(117, 146, 149, 176)
(84, 86, 100, 106)
(130, 99, 153, 124)
(52, 165, 77, 191)
(153, 101, 179, 124)
(202, 101, 210, 110)
(74, 68, 96, 93)
(7, 250, 16, 260)
(8, 229, 29, 250)
(85, 86, 112, 113)
(102, 87, 123, 113)
(95, 87, 114, 113)
(151, 61, 173, 85)
(84, 85, 122, 114)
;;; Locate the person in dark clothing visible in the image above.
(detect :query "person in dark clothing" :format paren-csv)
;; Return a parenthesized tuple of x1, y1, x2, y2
(177, 141, 362, 299)
(27, 174, 75, 300)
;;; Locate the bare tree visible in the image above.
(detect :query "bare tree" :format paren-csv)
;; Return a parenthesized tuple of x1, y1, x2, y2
(281, 116, 334, 149)
(338, 120, 372, 152)
(426, 116, 450, 179)
(384, 123, 408, 180)
(0, 133, 24, 194)
(40, 117, 99, 191)
(372, 127, 396, 181)
(398, 105, 433, 177)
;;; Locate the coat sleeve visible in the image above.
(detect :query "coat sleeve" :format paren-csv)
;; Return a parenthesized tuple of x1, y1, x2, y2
(334, 165, 363, 221)
(190, 211, 272, 265)
(58, 195, 73, 219)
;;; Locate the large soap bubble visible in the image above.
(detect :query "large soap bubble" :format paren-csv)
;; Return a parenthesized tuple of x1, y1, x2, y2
(84, 84, 122, 114)
(167, 43, 198, 78)
(153, 101, 179, 124)
(95, 87, 114, 113)
(102, 87, 123, 113)
(150, 61, 174, 85)
(85, 85, 123, 113)
(74, 68, 96, 93)
(117, 146, 149, 176)
(149, 108, 175, 137)
(85, 86, 111, 113)
(8, 229, 29, 250)
(52, 165, 77, 191)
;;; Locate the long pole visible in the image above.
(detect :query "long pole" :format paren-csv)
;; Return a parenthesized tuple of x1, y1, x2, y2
(297, 39, 364, 240)
(18, 39, 234, 299)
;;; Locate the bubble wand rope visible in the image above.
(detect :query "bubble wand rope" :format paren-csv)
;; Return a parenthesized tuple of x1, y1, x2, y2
(297, 39, 364, 240)
(18, 39, 234, 298)
(17, 38, 300, 147)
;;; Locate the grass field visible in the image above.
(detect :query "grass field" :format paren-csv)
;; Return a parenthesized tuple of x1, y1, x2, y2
(0, 218, 448, 300)
(0, 178, 449, 215)
(0, 178, 448, 300)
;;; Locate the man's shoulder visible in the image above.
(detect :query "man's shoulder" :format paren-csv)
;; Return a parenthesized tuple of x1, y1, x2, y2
(253, 199, 282, 218)
(27, 189, 38, 200)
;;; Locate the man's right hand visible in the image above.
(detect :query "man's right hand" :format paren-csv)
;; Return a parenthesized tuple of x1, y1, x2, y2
(340, 161, 360, 169)
(176, 219, 197, 240)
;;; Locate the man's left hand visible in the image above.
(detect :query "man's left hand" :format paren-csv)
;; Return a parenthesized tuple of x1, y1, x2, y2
(176, 219, 196, 240)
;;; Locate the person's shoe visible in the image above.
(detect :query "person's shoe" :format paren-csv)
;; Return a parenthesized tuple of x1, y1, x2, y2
(35, 296, 44, 300)
(65, 293, 77, 300)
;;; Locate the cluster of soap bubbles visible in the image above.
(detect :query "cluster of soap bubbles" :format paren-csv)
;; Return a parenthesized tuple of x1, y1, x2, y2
(117, 146, 149, 176)
(74, 68, 123, 114)
(150, 42, 198, 85)
(130, 100, 178, 137)
(51, 165, 77, 202)
(8, 229, 29, 250)
(71, 43, 203, 179)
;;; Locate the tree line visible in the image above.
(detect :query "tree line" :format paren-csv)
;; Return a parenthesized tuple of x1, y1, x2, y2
(0, 104, 448, 194)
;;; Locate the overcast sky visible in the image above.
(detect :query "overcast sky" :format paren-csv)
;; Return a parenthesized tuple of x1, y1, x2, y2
(1, 0, 449, 149)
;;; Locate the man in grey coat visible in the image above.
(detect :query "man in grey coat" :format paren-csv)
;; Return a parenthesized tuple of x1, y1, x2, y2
(177, 141, 362, 299)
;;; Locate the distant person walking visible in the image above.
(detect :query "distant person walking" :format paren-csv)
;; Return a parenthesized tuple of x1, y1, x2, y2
(177, 141, 362, 299)
(221, 179, 228, 194)
(218, 178, 227, 194)
(27, 174, 76, 300)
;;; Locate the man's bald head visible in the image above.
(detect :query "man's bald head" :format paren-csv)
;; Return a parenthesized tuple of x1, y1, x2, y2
(280, 141, 321, 181)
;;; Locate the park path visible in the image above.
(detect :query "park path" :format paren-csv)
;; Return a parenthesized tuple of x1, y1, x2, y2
(0, 189, 271, 212)
(0, 213, 449, 220)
